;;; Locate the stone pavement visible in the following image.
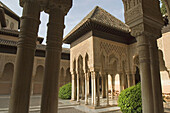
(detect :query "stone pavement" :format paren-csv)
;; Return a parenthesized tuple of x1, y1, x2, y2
(0, 95, 122, 113)
(0, 95, 170, 113)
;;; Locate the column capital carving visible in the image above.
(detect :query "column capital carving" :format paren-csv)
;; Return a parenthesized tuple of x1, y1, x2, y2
(20, 0, 45, 11)
(44, 0, 72, 15)
(123, 0, 163, 38)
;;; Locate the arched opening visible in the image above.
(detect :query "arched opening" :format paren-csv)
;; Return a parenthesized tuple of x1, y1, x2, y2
(135, 67, 140, 84)
(59, 67, 65, 87)
(66, 68, 71, 84)
(115, 74, 120, 94)
(0, 63, 14, 95)
(78, 55, 85, 99)
(33, 65, 44, 94)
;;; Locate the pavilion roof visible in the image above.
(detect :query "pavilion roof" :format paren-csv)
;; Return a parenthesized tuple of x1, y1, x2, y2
(63, 6, 135, 44)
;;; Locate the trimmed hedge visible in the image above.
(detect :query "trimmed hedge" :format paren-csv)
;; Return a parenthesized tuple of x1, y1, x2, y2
(118, 83, 142, 113)
(59, 83, 72, 99)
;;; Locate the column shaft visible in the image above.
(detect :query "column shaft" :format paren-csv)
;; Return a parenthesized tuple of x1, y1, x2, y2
(119, 73, 124, 92)
(77, 73, 80, 102)
(85, 73, 88, 105)
(127, 74, 132, 87)
(111, 75, 115, 99)
(132, 74, 135, 86)
(97, 73, 100, 106)
(91, 73, 94, 105)
(40, 8, 64, 113)
(87, 72, 90, 97)
(81, 76, 85, 100)
(137, 34, 154, 113)
(93, 72, 97, 106)
(149, 39, 164, 113)
(9, 1, 40, 113)
(71, 73, 76, 101)
(102, 75, 106, 98)
(106, 74, 109, 106)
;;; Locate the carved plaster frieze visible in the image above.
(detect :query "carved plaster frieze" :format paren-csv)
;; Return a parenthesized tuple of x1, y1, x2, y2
(100, 41, 127, 57)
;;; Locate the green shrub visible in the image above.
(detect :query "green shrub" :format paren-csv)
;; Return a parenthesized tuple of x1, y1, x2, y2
(118, 83, 142, 113)
(59, 83, 72, 99)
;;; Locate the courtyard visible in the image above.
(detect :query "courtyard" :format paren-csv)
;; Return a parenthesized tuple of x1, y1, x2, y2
(0, 0, 170, 113)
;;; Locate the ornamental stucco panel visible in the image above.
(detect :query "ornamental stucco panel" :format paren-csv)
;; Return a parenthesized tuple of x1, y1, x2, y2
(70, 36, 93, 72)
(93, 36, 130, 74)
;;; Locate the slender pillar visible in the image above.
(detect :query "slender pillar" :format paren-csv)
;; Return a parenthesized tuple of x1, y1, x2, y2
(93, 72, 97, 106)
(111, 74, 115, 99)
(106, 74, 109, 106)
(149, 39, 164, 113)
(81, 76, 85, 100)
(96, 72, 100, 106)
(119, 73, 124, 92)
(132, 74, 135, 86)
(124, 73, 128, 89)
(87, 72, 90, 97)
(136, 34, 154, 113)
(102, 75, 106, 98)
(127, 74, 132, 87)
(71, 72, 76, 101)
(85, 73, 88, 105)
(77, 73, 80, 102)
(40, 7, 65, 113)
(9, 1, 40, 113)
(91, 72, 94, 105)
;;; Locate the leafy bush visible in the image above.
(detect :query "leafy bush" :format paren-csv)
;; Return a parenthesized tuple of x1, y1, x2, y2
(59, 83, 72, 99)
(118, 83, 142, 113)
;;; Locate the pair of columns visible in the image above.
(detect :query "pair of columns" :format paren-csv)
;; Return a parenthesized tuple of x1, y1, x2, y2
(91, 71, 100, 106)
(76, 72, 85, 102)
(9, 1, 65, 113)
(136, 34, 164, 113)
(101, 73, 109, 106)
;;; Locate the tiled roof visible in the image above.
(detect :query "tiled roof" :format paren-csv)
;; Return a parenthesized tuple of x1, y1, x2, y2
(64, 6, 130, 41)
(0, 38, 70, 53)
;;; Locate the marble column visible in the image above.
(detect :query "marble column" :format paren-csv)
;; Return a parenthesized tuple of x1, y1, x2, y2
(96, 72, 100, 106)
(71, 72, 76, 101)
(40, 7, 65, 113)
(136, 34, 154, 113)
(106, 74, 109, 106)
(87, 72, 90, 97)
(102, 75, 106, 98)
(9, 1, 40, 113)
(124, 73, 128, 89)
(132, 73, 136, 86)
(77, 73, 80, 102)
(119, 73, 124, 92)
(127, 74, 132, 87)
(93, 72, 97, 106)
(81, 76, 85, 100)
(91, 72, 94, 105)
(149, 39, 164, 113)
(111, 74, 115, 99)
(85, 73, 88, 105)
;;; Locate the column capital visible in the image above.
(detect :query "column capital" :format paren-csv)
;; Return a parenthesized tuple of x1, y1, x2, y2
(44, 0, 72, 15)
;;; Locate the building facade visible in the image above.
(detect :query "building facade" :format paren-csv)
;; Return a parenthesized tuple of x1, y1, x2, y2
(63, 6, 170, 107)
(0, 1, 71, 95)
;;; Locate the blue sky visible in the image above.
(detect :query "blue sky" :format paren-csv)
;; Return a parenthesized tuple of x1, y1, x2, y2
(1, 0, 125, 48)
